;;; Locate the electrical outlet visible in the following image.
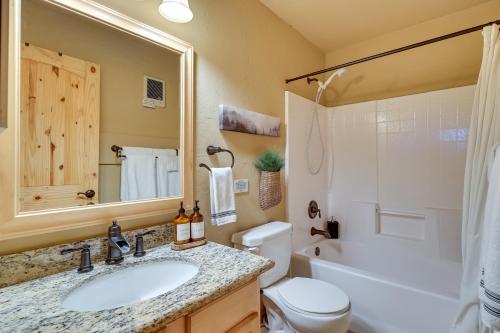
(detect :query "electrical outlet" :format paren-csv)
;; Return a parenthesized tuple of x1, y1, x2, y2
(234, 179, 249, 193)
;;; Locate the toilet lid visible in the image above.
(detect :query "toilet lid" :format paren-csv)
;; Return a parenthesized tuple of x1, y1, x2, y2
(278, 277, 349, 314)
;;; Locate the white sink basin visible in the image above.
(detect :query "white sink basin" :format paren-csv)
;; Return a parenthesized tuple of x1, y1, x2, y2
(61, 260, 199, 311)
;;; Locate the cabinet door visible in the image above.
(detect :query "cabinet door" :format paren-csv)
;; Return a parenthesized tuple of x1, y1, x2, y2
(226, 312, 259, 333)
(188, 279, 260, 333)
(20, 44, 100, 211)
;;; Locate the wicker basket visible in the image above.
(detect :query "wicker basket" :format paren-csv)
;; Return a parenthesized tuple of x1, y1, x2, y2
(259, 171, 281, 210)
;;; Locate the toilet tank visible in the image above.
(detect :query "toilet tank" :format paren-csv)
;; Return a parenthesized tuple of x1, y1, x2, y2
(231, 221, 292, 288)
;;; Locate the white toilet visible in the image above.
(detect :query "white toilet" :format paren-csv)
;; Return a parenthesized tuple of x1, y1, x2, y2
(232, 221, 351, 333)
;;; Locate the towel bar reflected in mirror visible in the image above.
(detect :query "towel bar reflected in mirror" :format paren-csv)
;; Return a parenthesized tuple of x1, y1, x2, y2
(111, 145, 179, 159)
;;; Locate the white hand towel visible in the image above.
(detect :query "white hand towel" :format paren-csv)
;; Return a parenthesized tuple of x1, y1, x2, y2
(479, 145, 500, 329)
(209, 167, 236, 226)
(154, 149, 179, 197)
(167, 170, 180, 197)
(120, 147, 157, 201)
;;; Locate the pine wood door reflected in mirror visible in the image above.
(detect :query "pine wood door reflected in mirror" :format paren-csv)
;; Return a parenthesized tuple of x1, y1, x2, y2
(20, 44, 100, 211)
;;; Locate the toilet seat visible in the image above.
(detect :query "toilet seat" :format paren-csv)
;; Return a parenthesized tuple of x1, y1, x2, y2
(277, 277, 350, 316)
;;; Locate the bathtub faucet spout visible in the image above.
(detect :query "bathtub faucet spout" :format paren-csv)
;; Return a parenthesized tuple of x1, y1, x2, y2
(311, 227, 332, 239)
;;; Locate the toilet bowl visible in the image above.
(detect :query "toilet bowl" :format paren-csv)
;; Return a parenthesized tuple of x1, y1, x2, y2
(263, 277, 351, 333)
(232, 222, 351, 333)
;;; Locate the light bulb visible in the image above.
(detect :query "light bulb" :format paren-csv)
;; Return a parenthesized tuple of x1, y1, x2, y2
(159, 0, 193, 23)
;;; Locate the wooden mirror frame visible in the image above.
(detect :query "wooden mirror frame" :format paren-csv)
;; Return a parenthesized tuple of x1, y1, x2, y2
(0, 0, 194, 247)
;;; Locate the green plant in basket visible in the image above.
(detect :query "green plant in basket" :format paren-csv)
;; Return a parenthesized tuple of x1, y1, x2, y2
(254, 150, 285, 172)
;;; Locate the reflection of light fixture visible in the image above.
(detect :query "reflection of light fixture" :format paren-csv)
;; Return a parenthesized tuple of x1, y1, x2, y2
(159, 0, 193, 23)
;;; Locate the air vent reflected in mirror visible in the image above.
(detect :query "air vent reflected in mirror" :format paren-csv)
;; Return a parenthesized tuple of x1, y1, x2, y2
(143, 75, 165, 108)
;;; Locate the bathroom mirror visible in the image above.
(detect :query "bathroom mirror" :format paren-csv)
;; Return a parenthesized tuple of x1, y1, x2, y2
(19, 0, 184, 212)
(0, 0, 193, 243)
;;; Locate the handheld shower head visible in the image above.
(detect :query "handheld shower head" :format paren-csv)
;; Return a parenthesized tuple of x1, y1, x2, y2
(308, 67, 346, 175)
(321, 68, 346, 89)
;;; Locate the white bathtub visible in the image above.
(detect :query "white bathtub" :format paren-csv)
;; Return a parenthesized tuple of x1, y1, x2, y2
(291, 239, 462, 333)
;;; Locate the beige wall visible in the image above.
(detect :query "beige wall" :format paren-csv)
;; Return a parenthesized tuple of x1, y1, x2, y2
(0, 1, 8, 131)
(93, 0, 323, 246)
(22, 0, 181, 204)
(2, 0, 496, 253)
(323, 0, 500, 106)
(0, 0, 322, 253)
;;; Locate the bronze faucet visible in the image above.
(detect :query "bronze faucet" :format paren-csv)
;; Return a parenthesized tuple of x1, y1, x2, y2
(311, 227, 332, 239)
(105, 220, 130, 264)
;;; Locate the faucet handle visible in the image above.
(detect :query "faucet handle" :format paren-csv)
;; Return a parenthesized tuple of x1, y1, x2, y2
(60, 244, 93, 273)
(308, 200, 322, 219)
(60, 246, 83, 255)
(134, 230, 156, 257)
(137, 230, 156, 238)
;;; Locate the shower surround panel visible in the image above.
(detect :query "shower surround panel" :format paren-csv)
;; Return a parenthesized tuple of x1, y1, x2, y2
(329, 85, 473, 262)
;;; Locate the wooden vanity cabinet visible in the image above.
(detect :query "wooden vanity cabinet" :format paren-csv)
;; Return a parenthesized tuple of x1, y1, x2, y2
(158, 278, 260, 333)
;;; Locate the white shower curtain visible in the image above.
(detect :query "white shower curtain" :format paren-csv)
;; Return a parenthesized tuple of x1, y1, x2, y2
(452, 24, 500, 333)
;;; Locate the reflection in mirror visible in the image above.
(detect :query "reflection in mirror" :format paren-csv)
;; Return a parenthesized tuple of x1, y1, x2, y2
(19, 0, 181, 212)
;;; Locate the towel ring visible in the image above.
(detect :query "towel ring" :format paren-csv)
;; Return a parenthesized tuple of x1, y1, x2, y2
(199, 145, 235, 172)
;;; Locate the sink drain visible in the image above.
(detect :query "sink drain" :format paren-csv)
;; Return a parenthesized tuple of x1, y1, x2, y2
(315, 247, 320, 256)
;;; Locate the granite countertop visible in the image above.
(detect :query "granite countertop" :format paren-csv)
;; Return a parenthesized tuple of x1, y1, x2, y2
(0, 242, 273, 333)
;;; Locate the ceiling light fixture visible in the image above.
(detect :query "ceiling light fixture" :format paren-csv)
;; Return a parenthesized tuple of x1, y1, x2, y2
(159, 0, 193, 23)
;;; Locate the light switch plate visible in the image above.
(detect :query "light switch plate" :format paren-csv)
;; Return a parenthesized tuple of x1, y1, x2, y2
(234, 179, 249, 193)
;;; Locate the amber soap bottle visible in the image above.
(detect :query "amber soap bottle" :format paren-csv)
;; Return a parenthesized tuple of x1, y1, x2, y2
(189, 200, 205, 241)
(173, 201, 190, 245)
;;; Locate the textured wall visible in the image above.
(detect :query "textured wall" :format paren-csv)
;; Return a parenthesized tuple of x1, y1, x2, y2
(90, 0, 324, 245)
(0, 1, 8, 131)
(323, 0, 500, 106)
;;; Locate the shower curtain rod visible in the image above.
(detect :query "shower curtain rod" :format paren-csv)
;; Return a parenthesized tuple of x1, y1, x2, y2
(285, 19, 500, 84)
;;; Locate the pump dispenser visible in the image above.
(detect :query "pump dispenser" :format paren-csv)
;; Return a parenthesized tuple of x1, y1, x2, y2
(190, 200, 205, 241)
(173, 201, 190, 245)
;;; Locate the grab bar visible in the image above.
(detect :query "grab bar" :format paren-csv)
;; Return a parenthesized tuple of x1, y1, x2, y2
(375, 206, 425, 219)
